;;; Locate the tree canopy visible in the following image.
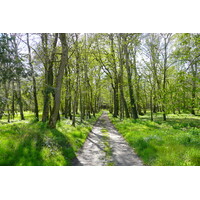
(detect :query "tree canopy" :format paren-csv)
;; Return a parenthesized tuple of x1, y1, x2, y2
(0, 33, 199, 127)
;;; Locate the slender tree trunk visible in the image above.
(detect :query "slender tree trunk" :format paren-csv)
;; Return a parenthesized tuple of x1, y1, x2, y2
(163, 37, 167, 121)
(113, 85, 119, 117)
(109, 34, 119, 117)
(64, 64, 71, 119)
(4, 81, 11, 122)
(90, 89, 96, 117)
(72, 34, 80, 126)
(0, 83, 7, 120)
(17, 78, 25, 120)
(80, 79, 84, 123)
(150, 89, 153, 121)
(27, 33, 39, 120)
(7, 94, 10, 123)
(132, 48, 142, 115)
(41, 34, 50, 122)
(64, 80, 68, 119)
(191, 63, 197, 115)
(163, 68, 167, 120)
(72, 95, 76, 126)
(42, 81, 50, 122)
(11, 35, 25, 120)
(143, 82, 148, 114)
(48, 33, 68, 128)
(11, 81, 15, 119)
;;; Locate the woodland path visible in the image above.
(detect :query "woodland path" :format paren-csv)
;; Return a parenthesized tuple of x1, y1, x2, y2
(73, 111, 143, 166)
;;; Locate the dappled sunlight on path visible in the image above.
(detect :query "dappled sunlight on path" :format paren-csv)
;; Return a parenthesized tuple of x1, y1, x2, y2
(73, 111, 143, 166)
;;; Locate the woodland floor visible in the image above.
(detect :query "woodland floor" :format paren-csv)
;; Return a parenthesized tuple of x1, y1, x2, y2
(73, 111, 143, 166)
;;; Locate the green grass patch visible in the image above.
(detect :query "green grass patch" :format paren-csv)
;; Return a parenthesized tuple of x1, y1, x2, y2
(0, 111, 102, 166)
(101, 128, 108, 133)
(109, 113, 200, 166)
(107, 162, 115, 166)
(101, 128, 114, 166)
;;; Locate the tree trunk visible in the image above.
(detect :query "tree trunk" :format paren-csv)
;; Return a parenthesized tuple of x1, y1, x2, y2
(132, 47, 142, 115)
(113, 85, 119, 117)
(72, 96, 76, 126)
(117, 34, 129, 119)
(191, 63, 197, 115)
(48, 33, 68, 128)
(150, 89, 153, 121)
(4, 81, 11, 122)
(17, 78, 25, 120)
(109, 34, 119, 117)
(27, 33, 39, 120)
(42, 33, 58, 122)
(11, 81, 15, 119)
(80, 79, 84, 122)
(123, 34, 138, 119)
(162, 36, 168, 121)
(72, 33, 80, 126)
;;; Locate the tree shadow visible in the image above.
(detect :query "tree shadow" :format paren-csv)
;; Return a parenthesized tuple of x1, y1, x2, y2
(86, 136, 105, 151)
(0, 121, 78, 166)
(49, 128, 78, 165)
(162, 118, 200, 128)
(0, 131, 44, 166)
(137, 121, 161, 129)
(71, 131, 105, 166)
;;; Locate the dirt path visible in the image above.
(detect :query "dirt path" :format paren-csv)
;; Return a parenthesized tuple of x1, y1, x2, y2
(73, 111, 143, 166)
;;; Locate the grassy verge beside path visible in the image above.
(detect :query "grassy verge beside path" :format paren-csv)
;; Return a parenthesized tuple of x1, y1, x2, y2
(0, 111, 102, 166)
(109, 113, 200, 166)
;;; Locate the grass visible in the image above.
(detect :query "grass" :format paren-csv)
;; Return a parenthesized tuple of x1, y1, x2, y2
(0, 111, 38, 123)
(109, 112, 200, 166)
(0, 111, 102, 166)
(101, 128, 114, 166)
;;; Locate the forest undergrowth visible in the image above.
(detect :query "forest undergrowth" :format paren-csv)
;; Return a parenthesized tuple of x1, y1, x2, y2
(0, 111, 102, 166)
(109, 112, 200, 166)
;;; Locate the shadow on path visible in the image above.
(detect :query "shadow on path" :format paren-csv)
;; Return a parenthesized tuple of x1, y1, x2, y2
(73, 111, 143, 166)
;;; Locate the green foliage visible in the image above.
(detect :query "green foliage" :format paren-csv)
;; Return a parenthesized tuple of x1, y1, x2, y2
(0, 33, 26, 83)
(1, 32, 200, 165)
(109, 113, 200, 166)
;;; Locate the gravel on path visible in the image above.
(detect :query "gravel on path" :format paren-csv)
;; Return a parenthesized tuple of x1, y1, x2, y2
(73, 111, 143, 166)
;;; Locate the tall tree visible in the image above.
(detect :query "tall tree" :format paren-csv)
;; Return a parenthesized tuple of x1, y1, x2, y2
(41, 33, 58, 122)
(48, 33, 68, 128)
(12, 34, 25, 120)
(26, 33, 39, 120)
(117, 33, 129, 119)
(122, 34, 138, 119)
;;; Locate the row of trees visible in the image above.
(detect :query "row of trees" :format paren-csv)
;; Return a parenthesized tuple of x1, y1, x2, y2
(0, 33, 199, 128)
